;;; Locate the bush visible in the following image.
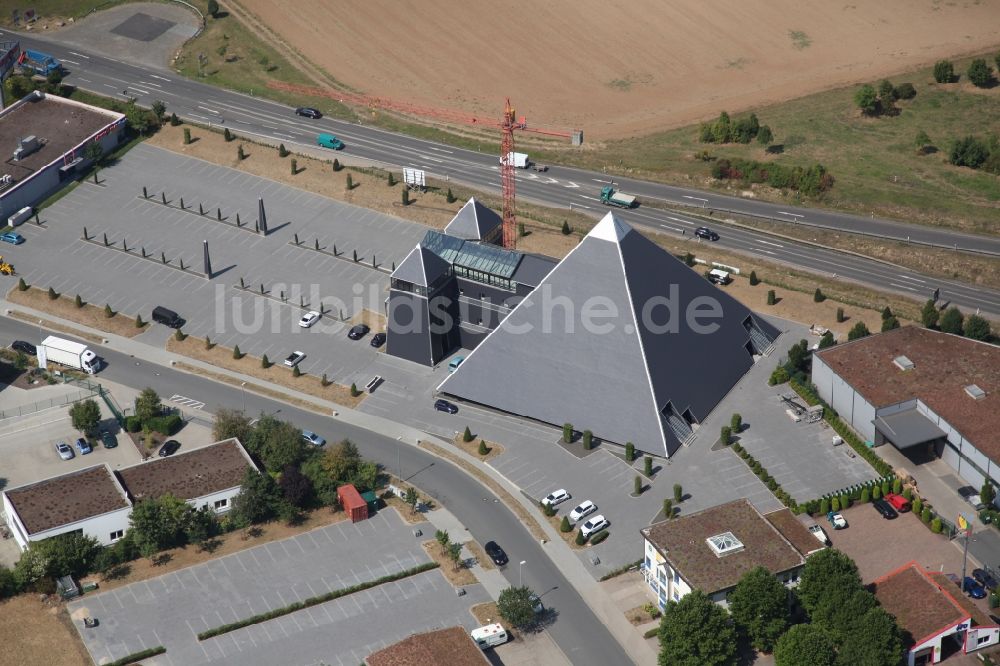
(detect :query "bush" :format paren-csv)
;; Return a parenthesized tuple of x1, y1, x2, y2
(633, 475, 643, 495)
(949, 136, 990, 169)
(756, 126, 773, 146)
(478, 440, 489, 456)
(903, 487, 913, 501)
(169, 112, 180, 126)
(931, 517, 943, 534)
(892, 478, 902, 495)
(233, 344, 243, 360)
(881, 316, 900, 332)
(933, 60, 955, 83)
(237, 144, 246, 160)
(74, 294, 83, 308)
(813, 288, 826, 303)
(223, 128, 233, 142)
(847, 322, 870, 340)
(674, 483, 683, 503)
(350, 383, 361, 397)
(290, 158, 297, 175)
(912, 496, 923, 515)
(17, 277, 28, 291)
(560, 516, 571, 533)
(939, 306, 965, 335)
(147, 413, 181, 435)
(831, 497, 840, 511)
(663, 498, 673, 519)
(575, 530, 586, 546)
(278, 143, 289, 157)
(561, 221, 571, 235)
(720, 426, 732, 445)
(731, 413, 742, 432)
(292, 365, 301, 377)
(183, 128, 191, 144)
(47, 286, 58, 300)
(135, 314, 144, 328)
(625, 442, 635, 463)
(921, 507, 932, 524)
(261, 354, 271, 369)
(332, 158, 342, 171)
(860, 487, 870, 504)
(590, 530, 610, 545)
(767, 289, 776, 305)
(748, 271, 759, 286)
(462, 426, 474, 443)
(872, 484, 882, 500)
(125, 415, 142, 432)
(768, 367, 790, 385)
(107, 647, 166, 666)
(819, 497, 830, 515)
(401, 188, 409, 206)
(387, 172, 396, 186)
(894, 82, 917, 100)
(967, 59, 993, 88)
(541, 501, 555, 517)
(446, 188, 456, 203)
(644, 456, 653, 476)
(346, 173, 353, 189)
(562, 423, 573, 443)
(582, 430, 593, 450)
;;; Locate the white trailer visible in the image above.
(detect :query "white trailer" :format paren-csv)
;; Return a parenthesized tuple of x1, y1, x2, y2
(501, 152, 530, 169)
(39, 336, 102, 374)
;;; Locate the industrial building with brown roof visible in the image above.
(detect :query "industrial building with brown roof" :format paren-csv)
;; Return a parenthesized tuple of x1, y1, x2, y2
(365, 627, 488, 666)
(4, 465, 130, 536)
(117, 438, 254, 502)
(815, 326, 999, 461)
(641, 499, 810, 596)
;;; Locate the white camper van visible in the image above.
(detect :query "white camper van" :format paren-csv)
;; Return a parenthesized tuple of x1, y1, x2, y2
(470, 623, 508, 649)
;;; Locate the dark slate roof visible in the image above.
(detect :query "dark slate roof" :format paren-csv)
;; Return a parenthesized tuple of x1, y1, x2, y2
(444, 197, 502, 241)
(511, 253, 558, 288)
(5, 465, 130, 535)
(437, 212, 779, 456)
(391, 243, 451, 288)
(874, 408, 947, 448)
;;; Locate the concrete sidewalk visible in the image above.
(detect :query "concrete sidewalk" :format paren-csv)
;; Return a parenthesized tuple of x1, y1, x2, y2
(2, 299, 658, 665)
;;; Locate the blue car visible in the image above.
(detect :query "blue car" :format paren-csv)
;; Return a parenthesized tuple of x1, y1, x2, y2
(963, 577, 987, 599)
(75, 437, 92, 454)
(0, 231, 24, 245)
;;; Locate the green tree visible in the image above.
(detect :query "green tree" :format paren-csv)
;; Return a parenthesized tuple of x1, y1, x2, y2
(13, 547, 49, 589)
(560, 515, 572, 532)
(498, 586, 539, 629)
(229, 468, 284, 528)
(247, 415, 308, 473)
(31, 532, 101, 579)
(207, 0, 220, 18)
(894, 82, 917, 100)
(756, 125, 773, 146)
(797, 548, 862, 614)
(436, 529, 450, 548)
(658, 589, 737, 666)
(318, 439, 364, 486)
(967, 59, 993, 88)
(69, 399, 101, 435)
(563, 423, 573, 443)
(0, 564, 18, 599)
(674, 483, 684, 503)
(881, 316, 900, 332)
(773, 624, 836, 666)
(810, 586, 877, 644)
(404, 487, 419, 513)
(128, 494, 192, 557)
(847, 321, 870, 341)
(836, 607, 903, 666)
(728, 566, 789, 652)
(914, 130, 931, 153)
(125, 101, 151, 135)
(447, 542, 463, 570)
(950, 136, 990, 169)
(134, 387, 162, 424)
(854, 84, 879, 116)
(462, 426, 474, 442)
(964, 314, 992, 341)
(83, 140, 103, 163)
(561, 220, 571, 235)
(662, 498, 673, 519)
(213, 408, 254, 443)
(939, 306, 964, 335)
(877, 79, 896, 103)
(278, 464, 312, 507)
(981, 481, 996, 507)
(933, 60, 955, 83)
(921, 299, 939, 328)
(818, 331, 836, 349)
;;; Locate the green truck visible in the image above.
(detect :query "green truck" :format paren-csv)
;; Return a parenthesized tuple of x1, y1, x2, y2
(600, 186, 637, 209)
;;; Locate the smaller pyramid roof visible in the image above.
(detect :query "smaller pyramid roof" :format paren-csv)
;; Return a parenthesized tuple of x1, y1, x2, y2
(391, 244, 451, 288)
(444, 197, 502, 241)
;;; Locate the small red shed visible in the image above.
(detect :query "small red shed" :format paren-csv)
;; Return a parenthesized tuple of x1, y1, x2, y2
(338, 484, 369, 523)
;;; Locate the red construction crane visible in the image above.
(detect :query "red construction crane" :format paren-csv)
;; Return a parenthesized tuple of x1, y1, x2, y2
(266, 82, 581, 249)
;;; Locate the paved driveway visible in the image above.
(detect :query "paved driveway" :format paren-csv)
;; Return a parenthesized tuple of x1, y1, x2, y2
(68, 509, 488, 666)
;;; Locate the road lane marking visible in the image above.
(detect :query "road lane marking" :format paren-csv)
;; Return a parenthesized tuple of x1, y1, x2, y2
(149, 74, 171, 82)
(197, 105, 222, 115)
(756, 240, 785, 248)
(68, 51, 91, 59)
(889, 283, 918, 292)
(897, 274, 927, 284)
(62, 59, 80, 66)
(427, 146, 453, 154)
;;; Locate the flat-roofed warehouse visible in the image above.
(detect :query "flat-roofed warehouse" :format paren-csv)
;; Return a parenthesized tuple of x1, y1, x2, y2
(0, 91, 125, 219)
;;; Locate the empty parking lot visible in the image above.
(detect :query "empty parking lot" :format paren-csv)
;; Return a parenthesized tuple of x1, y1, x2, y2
(69, 509, 488, 666)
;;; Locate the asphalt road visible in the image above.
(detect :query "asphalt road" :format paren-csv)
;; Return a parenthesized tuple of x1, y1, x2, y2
(6, 32, 1000, 317)
(0, 316, 633, 666)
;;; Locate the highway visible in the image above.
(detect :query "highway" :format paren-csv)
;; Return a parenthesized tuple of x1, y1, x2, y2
(8, 32, 1000, 317)
(0, 315, 635, 665)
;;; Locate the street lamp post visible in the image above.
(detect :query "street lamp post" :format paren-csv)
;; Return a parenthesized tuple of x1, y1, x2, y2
(519, 560, 526, 587)
(240, 381, 246, 412)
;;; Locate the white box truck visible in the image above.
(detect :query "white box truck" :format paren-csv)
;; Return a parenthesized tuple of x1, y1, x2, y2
(471, 623, 508, 649)
(39, 336, 102, 374)
(501, 152, 530, 169)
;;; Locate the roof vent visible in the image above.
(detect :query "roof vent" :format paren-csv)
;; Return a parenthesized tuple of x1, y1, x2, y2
(965, 384, 986, 400)
(706, 532, 744, 557)
(893, 355, 914, 371)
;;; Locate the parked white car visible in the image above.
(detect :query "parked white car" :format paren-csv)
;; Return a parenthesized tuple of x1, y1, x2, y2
(569, 500, 597, 522)
(298, 311, 321, 328)
(541, 489, 570, 507)
(284, 351, 306, 367)
(581, 515, 609, 539)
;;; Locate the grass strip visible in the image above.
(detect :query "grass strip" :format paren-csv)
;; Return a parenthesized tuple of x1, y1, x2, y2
(197, 562, 439, 640)
(107, 646, 166, 666)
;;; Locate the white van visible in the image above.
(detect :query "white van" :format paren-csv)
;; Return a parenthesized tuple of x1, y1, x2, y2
(708, 268, 732, 285)
(471, 623, 508, 649)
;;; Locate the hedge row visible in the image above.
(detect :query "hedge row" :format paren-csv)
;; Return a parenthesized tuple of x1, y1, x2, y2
(124, 413, 181, 435)
(731, 441, 799, 512)
(108, 646, 166, 666)
(789, 379, 892, 477)
(198, 562, 439, 640)
(590, 530, 610, 545)
(599, 559, 643, 582)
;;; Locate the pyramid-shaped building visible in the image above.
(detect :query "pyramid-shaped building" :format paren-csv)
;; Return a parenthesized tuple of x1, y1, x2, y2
(436, 212, 780, 457)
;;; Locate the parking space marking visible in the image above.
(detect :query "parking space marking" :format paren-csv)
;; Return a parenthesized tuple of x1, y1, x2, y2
(169, 394, 206, 410)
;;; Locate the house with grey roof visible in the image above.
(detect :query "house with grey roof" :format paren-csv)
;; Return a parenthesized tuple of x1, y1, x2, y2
(436, 212, 778, 457)
(443, 197, 502, 243)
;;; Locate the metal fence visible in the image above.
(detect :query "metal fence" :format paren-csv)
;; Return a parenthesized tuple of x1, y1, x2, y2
(0, 387, 100, 421)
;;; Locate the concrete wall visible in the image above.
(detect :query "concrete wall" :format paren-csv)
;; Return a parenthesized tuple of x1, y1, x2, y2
(813, 355, 876, 442)
(3, 495, 132, 551)
(386, 291, 434, 365)
(189, 487, 240, 514)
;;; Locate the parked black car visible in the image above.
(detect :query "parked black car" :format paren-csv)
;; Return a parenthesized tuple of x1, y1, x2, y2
(100, 430, 118, 449)
(973, 568, 999, 591)
(295, 107, 322, 119)
(872, 499, 898, 519)
(694, 227, 720, 241)
(434, 399, 458, 414)
(348, 324, 370, 340)
(158, 439, 181, 457)
(370, 332, 386, 348)
(484, 540, 508, 566)
(11, 340, 36, 356)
